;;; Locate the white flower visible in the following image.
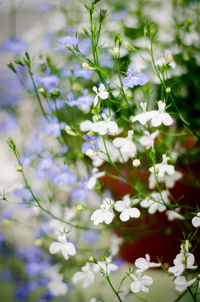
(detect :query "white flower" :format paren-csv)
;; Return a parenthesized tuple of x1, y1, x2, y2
(135, 254, 160, 274)
(91, 198, 114, 225)
(131, 102, 154, 125)
(140, 191, 169, 214)
(149, 170, 182, 189)
(130, 273, 153, 293)
(80, 115, 98, 132)
(149, 154, 175, 178)
(168, 244, 197, 277)
(166, 208, 183, 221)
(72, 263, 96, 288)
(97, 256, 118, 275)
(150, 101, 173, 127)
(49, 234, 76, 260)
(87, 168, 105, 190)
(110, 234, 123, 256)
(192, 212, 200, 228)
(139, 130, 159, 149)
(114, 195, 140, 221)
(91, 137, 119, 167)
(174, 276, 196, 292)
(113, 130, 137, 161)
(92, 113, 118, 136)
(132, 159, 141, 167)
(47, 279, 68, 296)
(93, 84, 109, 107)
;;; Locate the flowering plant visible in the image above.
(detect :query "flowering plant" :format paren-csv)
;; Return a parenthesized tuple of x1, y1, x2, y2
(1, 0, 200, 301)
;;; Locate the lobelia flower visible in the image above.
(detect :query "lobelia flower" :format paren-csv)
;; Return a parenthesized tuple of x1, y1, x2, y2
(130, 273, 153, 293)
(44, 117, 66, 138)
(87, 168, 105, 190)
(38, 75, 60, 91)
(52, 164, 77, 186)
(149, 170, 182, 189)
(113, 130, 137, 161)
(174, 276, 196, 292)
(150, 101, 174, 127)
(131, 102, 153, 125)
(92, 113, 119, 136)
(135, 254, 161, 274)
(47, 278, 68, 296)
(80, 115, 99, 133)
(91, 198, 114, 225)
(49, 234, 76, 260)
(109, 234, 123, 256)
(140, 191, 170, 214)
(1, 37, 28, 54)
(166, 208, 184, 221)
(139, 130, 159, 149)
(97, 256, 118, 275)
(192, 212, 200, 228)
(149, 154, 175, 178)
(122, 66, 149, 88)
(93, 83, 109, 107)
(72, 262, 97, 288)
(168, 242, 197, 277)
(114, 195, 140, 221)
(81, 135, 99, 154)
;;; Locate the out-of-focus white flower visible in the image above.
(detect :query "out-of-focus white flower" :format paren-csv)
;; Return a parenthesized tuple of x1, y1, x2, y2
(92, 113, 118, 136)
(110, 234, 123, 256)
(166, 208, 183, 221)
(72, 263, 96, 288)
(149, 170, 182, 189)
(80, 115, 98, 132)
(93, 84, 109, 107)
(192, 212, 200, 228)
(174, 276, 196, 292)
(91, 198, 114, 225)
(135, 254, 160, 274)
(139, 130, 159, 149)
(149, 154, 175, 178)
(114, 195, 140, 221)
(150, 101, 173, 127)
(87, 168, 105, 190)
(113, 130, 137, 161)
(97, 256, 118, 275)
(130, 273, 153, 293)
(49, 234, 76, 260)
(47, 279, 68, 296)
(140, 191, 169, 214)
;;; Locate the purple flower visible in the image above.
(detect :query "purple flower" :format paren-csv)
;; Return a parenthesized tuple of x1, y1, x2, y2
(38, 75, 60, 91)
(0, 112, 18, 132)
(35, 154, 56, 180)
(44, 117, 66, 137)
(81, 135, 98, 154)
(52, 165, 77, 186)
(110, 9, 127, 21)
(0, 233, 5, 243)
(25, 261, 49, 278)
(70, 181, 90, 200)
(14, 188, 33, 201)
(54, 35, 78, 52)
(73, 64, 93, 79)
(122, 66, 149, 88)
(63, 90, 93, 111)
(1, 37, 28, 54)
(81, 230, 99, 243)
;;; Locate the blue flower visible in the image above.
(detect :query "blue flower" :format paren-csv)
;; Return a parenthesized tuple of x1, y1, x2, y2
(81, 134, 98, 154)
(73, 64, 93, 79)
(52, 165, 77, 186)
(1, 37, 28, 54)
(38, 75, 60, 91)
(0, 112, 18, 132)
(44, 117, 66, 138)
(35, 154, 56, 180)
(81, 230, 99, 243)
(110, 9, 127, 21)
(54, 35, 78, 52)
(70, 181, 90, 200)
(0, 233, 5, 243)
(122, 66, 149, 88)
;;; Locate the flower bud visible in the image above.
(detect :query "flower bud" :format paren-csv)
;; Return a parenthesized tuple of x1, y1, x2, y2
(100, 6, 108, 20)
(124, 42, 135, 51)
(132, 159, 141, 167)
(75, 204, 86, 212)
(82, 62, 95, 70)
(113, 47, 120, 58)
(7, 60, 16, 73)
(16, 164, 22, 172)
(165, 87, 171, 94)
(65, 125, 77, 136)
(86, 148, 95, 158)
(39, 87, 47, 97)
(166, 54, 173, 65)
